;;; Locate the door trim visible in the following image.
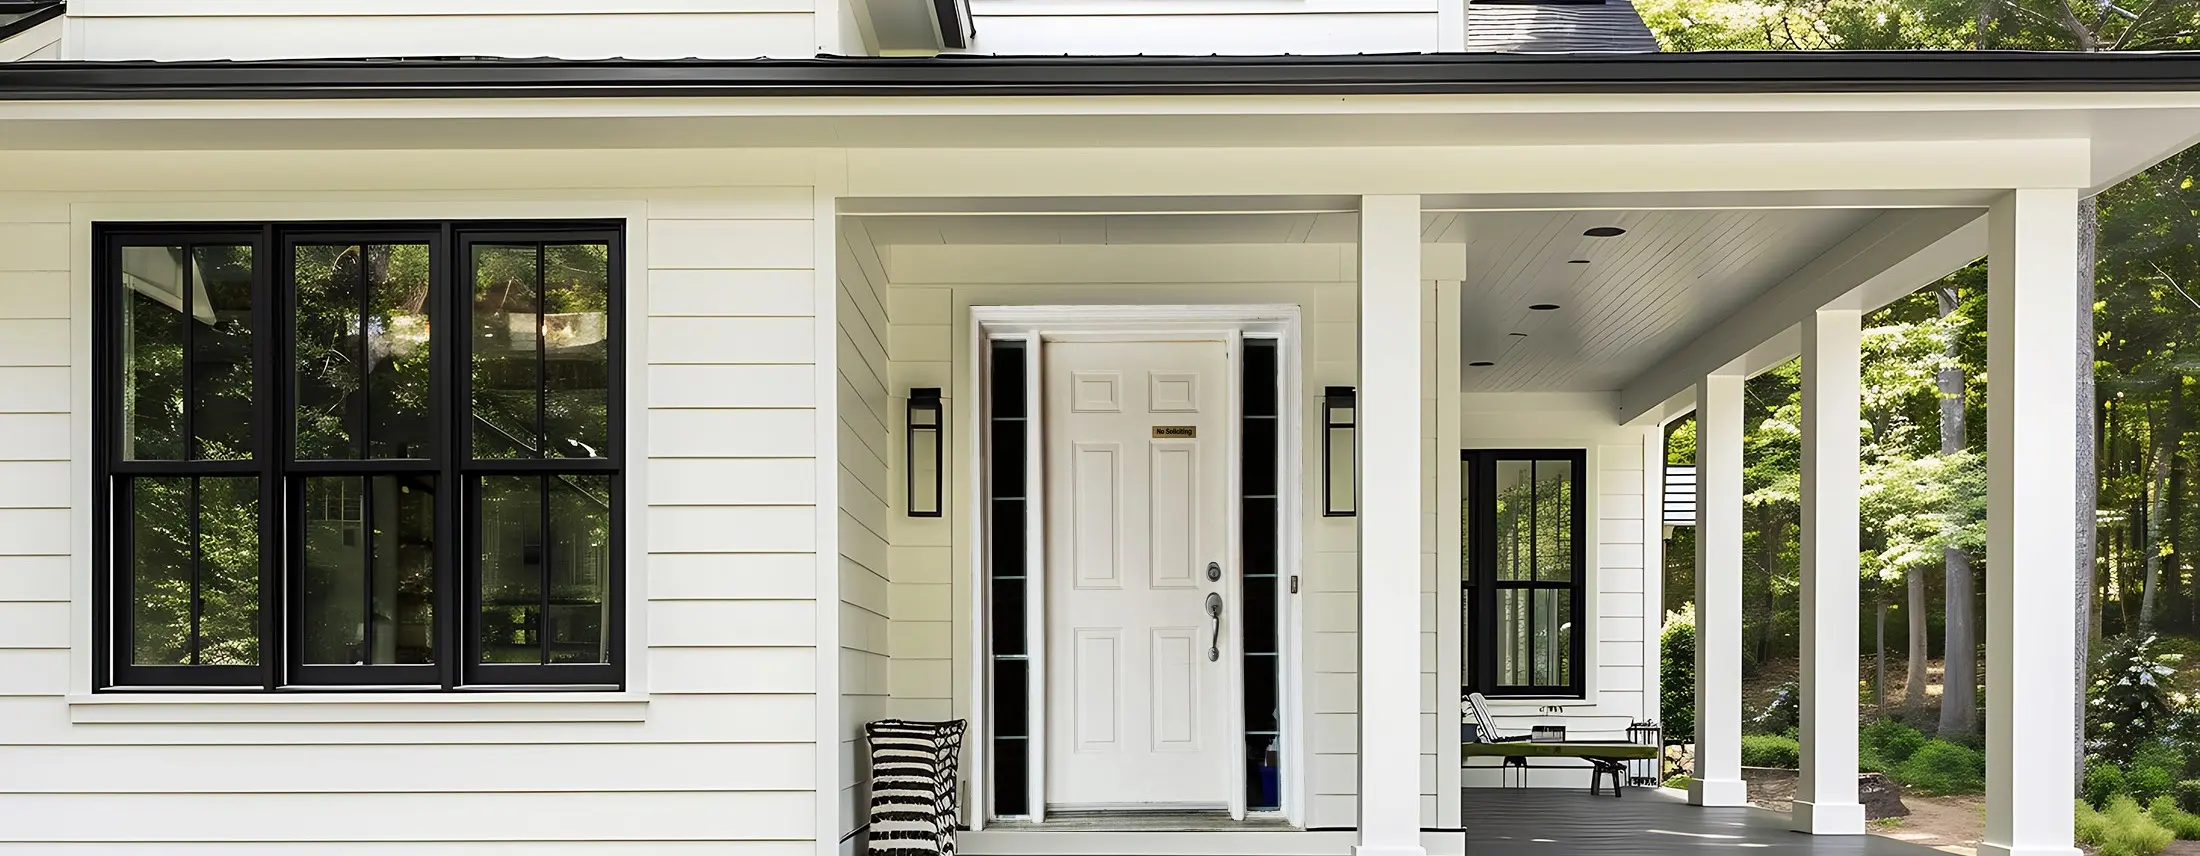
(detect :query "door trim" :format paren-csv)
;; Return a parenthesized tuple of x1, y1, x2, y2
(966, 305, 1306, 831)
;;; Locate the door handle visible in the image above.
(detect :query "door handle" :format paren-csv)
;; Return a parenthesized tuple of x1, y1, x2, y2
(1205, 592, 1224, 662)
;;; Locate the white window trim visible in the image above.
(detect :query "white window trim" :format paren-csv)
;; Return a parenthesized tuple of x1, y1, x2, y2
(66, 199, 651, 717)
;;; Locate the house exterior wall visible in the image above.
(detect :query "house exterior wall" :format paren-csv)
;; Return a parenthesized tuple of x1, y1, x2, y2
(0, 151, 841, 852)
(837, 225, 893, 851)
(1457, 392, 1661, 789)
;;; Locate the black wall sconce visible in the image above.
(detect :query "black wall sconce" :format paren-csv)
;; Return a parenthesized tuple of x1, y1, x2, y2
(1323, 386, 1356, 517)
(907, 388, 944, 518)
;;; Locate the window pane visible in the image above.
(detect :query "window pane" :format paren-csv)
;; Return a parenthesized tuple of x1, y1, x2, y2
(367, 244, 435, 459)
(547, 475, 612, 664)
(541, 244, 611, 460)
(1495, 587, 1573, 690)
(190, 245, 256, 460)
(1534, 460, 1573, 582)
(195, 477, 261, 666)
(119, 246, 186, 461)
(302, 475, 437, 665)
(293, 244, 363, 459)
(472, 245, 542, 459)
(128, 476, 191, 664)
(1325, 420, 1354, 515)
(1494, 460, 1532, 581)
(477, 475, 544, 663)
(1538, 588, 1573, 688)
(128, 476, 260, 667)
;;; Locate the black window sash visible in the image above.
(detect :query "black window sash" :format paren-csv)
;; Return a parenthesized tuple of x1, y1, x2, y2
(1462, 449, 1587, 698)
(94, 221, 624, 692)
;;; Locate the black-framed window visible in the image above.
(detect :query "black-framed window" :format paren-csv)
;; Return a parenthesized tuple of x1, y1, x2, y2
(1462, 450, 1586, 698)
(94, 221, 623, 691)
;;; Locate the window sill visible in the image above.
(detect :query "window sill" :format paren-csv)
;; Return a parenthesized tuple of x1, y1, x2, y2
(67, 691, 649, 724)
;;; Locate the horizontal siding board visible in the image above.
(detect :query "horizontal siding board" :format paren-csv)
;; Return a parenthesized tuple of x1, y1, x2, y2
(647, 317, 816, 365)
(0, 695, 817, 746)
(648, 364, 815, 409)
(0, 791, 816, 841)
(0, 320, 69, 367)
(649, 647, 815, 694)
(2, 743, 817, 794)
(0, 510, 70, 556)
(647, 409, 815, 458)
(648, 458, 817, 506)
(646, 188, 814, 221)
(0, 555, 70, 602)
(645, 553, 817, 601)
(647, 220, 813, 270)
(647, 506, 817, 553)
(0, 461, 69, 508)
(648, 269, 815, 318)
(646, 600, 816, 647)
(0, 414, 69, 461)
(0, 224, 68, 271)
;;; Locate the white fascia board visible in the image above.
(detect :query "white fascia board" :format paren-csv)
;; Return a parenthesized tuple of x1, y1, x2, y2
(1614, 207, 1985, 425)
(0, 16, 62, 63)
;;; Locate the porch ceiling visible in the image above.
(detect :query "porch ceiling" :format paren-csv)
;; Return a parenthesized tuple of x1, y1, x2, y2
(853, 206, 1884, 393)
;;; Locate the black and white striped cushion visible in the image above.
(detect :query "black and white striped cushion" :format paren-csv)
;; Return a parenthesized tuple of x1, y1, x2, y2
(866, 719, 967, 856)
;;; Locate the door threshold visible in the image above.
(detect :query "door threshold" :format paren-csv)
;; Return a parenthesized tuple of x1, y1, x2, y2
(992, 810, 1291, 832)
(959, 828, 1465, 856)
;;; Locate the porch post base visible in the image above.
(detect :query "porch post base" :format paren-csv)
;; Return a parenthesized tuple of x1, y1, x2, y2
(1789, 800, 1866, 835)
(1687, 777, 1748, 807)
(1975, 845, 2081, 856)
(1353, 845, 1428, 856)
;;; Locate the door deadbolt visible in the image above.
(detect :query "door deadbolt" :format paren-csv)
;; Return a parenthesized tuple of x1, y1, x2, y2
(1206, 561, 1222, 582)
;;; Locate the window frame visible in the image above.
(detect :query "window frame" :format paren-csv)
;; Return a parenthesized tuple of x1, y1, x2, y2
(1461, 448, 1588, 700)
(92, 220, 626, 692)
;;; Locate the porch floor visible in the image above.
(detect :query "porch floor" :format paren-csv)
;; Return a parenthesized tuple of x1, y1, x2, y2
(1462, 789, 1947, 855)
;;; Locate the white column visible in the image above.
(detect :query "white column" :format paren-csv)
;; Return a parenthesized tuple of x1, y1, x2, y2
(1357, 194, 1426, 856)
(1982, 189, 2082, 856)
(1689, 372, 1748, 808)
(1794, 309, 1865, 834)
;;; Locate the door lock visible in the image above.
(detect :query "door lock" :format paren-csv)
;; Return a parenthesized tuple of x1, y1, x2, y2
(1206, 561, 1222, 583)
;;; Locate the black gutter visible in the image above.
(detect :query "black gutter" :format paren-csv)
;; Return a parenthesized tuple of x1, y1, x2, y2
(6, 51, 2200, 100)
(0, 1, 62, 45)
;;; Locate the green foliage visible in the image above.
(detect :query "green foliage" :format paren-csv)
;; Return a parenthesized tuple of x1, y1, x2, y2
(1892, 740, 1985, 795)
(2093, 764, 2133, 809)
(2079, 797, 2177, 856)
(2178, 780, 2200, 814)
(1663, 774, 1692, 791)
(2091, 634, 2187, 763)
(1859, 719, 1929, 773)
(2134, 766, 2180, 806)
(2148, 797, 2200, 840)
(1740, 734, 1800, 769)
(1750, 681, 1801, 735)
(1660, 606, 1697, 743)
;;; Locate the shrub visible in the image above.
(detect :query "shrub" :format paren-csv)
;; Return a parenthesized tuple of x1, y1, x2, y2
(2089, 763, 2130, 808)
(1740, 734, 1800, 769)
(1861, 719, 1928, 767)
(2078, 796, 2176, 856)
(1893, 740, 1986, 795)
(1752, 681, 1800, 735)
(1661, 607, 1697, 744)
(2132, 766, 2179, 806)
(2178, 780, 2200, 814)
(2148, 797, 2200, 840)
(2090, 634, 2185, 764)
(2134, 741, 2195, 781)
(1663, 774, 1691, 790)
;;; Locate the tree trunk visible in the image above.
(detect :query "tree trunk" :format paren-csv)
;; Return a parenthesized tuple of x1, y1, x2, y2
(1875, 593, 1889, 718)
(2143, 391, 2178, 630)
(2075, 193, 2098, 786)
(1906, 564, 1928, 721)
(1937, 286, 1978, 737)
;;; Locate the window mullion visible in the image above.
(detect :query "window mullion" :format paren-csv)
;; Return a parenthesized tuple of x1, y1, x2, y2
(258, 225, 282, 690)
(438, 223, 459, 690)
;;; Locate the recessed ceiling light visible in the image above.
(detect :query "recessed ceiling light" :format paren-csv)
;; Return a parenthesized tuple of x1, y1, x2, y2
(1529, 303, 1562, 311)
(1508, 331, 1528, 337)
(1469, 361, 1496, 367)
(1584, 227, 1626, 238)
(1567, 259, 1591, 264)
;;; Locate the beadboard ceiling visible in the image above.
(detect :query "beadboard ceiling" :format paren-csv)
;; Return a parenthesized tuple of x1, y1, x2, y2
(854, 207, 1883, 392)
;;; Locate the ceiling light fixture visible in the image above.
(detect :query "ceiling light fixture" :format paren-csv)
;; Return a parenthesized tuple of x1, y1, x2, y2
(1508, 332, 1528, 337)
(1584, 226, 1626, 238)
(1529, 303, 1562, 311)
(1469, 361, 1496, 367)
(1568, 259, 1591, 264)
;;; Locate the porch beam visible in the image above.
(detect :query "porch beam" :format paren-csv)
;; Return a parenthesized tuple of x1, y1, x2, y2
(1356, 193, 1427, 856)
(1981, 188, 2082, 856)
(1614, 208, 1984, 426)
(1689, 372, 1747, 808)
(1793, 308, 1865, 835)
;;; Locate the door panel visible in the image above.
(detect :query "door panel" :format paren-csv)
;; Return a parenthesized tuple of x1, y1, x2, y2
(1044, 340, 1232, 810)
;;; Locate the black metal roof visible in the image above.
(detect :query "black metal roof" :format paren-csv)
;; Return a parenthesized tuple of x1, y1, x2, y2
(5, 51, 2200, 100)
(0, 0, 62, 44)
(1467, 1, 1660, 54)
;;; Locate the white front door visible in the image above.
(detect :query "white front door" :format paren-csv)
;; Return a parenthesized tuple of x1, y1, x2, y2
(1042, 339, 1233, 810)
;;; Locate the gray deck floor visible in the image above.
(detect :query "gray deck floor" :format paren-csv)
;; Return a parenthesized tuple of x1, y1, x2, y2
(1462, 789, 1948, 856)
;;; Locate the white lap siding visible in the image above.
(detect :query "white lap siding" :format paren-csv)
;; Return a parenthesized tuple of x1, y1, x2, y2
(1457, 395, 1660, 789)
(838, 226, 895, 852)
(0, 157, 836, 853)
